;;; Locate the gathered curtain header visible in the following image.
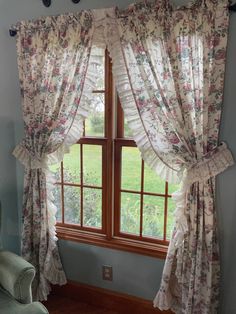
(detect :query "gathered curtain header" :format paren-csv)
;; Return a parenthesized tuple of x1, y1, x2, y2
(12, 10, 93, 34)
(12, 0, 233, 185)
(11, 0, 229, 36)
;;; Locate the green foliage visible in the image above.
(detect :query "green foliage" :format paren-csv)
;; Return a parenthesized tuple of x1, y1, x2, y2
(121, 195, 140, 235)
(53, 170, 101, 228)
(90, 113, 104, 134)
(52, 144, 179, 239)
(120, 194, 165, 238)
(124, 120, 133, 137)
(83, 187, 101, 227)
(143, 201, 163, 237)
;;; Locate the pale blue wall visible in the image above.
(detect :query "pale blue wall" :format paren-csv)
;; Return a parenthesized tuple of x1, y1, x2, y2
(58, 240, 164, 300)
(0, 0, 235, 312)
(218, 12, 236, 313)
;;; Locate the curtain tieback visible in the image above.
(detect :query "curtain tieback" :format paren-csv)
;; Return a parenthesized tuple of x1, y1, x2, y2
(185, 142, 234, 186)
(13, 142, 49, 170)
(172, 142, 234, 249)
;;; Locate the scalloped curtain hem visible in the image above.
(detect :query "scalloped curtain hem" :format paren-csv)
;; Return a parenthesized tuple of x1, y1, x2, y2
(153, 290, 179, 313)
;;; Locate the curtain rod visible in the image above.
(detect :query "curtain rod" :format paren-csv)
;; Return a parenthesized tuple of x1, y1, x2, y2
(43, 0, 80, 7)
(9, 2, 236, 37)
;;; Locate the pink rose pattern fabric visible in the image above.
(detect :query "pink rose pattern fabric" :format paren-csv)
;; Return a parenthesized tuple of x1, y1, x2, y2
(13, 11, 94, 300)
(113, 1, 232, 313)
(13, 0, 234, 311)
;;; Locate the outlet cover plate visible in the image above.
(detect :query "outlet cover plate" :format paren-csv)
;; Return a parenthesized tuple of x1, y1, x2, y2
(102, 265, 113, 281)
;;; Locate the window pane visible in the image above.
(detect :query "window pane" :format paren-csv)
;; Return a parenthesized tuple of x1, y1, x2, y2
(168, 182, 181, 195)
(83, 188, 102, 228)
(64, 186, 81, 224)
(83, 145, 102, 187)
(124, 117, 133, 138)
(91, 46, 105, 90)
(53, 184, 62, 222)
(166, 197, 175, 240)
(85, 94, 104, 137)
(48, 163, 62, 222)
(120, 192, 140, 235)
(143, 195, 165, 239)
(144, 164, 166, 194)
(49, 162, 61, 182)
(63, 145, 80, 184)
(121, 147, 141, 191)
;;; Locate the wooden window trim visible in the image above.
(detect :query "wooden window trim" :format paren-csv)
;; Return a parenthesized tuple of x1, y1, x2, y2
(113, 139, 171, 245)
(104, 49, 113, 240)
(55, 50, 170, 259)
(56, 225, 168, 259)
(58, 140, 105, 233)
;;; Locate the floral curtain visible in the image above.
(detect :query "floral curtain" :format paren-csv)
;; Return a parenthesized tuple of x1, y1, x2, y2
(12, 0, 235, 311)
(100, 1, 234, 313)
(12, 11, 97, 300)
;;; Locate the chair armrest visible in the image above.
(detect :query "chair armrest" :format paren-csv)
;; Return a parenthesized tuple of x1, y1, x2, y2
(21, 302, 49, 314)
(0, 291, 49, 314)
(0, 250, 35, 304)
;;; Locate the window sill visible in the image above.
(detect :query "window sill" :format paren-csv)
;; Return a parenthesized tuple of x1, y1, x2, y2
(56, 226, 168, 259)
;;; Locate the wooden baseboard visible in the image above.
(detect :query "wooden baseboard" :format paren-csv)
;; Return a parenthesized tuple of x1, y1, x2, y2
(52, 281, 173, 314)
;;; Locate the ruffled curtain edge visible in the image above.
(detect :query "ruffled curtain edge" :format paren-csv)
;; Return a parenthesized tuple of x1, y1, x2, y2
(12, 39, 104, 300)
(94, 8, 182, 185)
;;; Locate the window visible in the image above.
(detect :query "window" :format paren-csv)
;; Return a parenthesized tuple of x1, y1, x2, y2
(52, 48, 179, 258)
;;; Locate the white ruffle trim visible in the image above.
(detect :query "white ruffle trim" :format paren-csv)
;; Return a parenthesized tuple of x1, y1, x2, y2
(43, 225, 67, 285)
(153, 289, 181, 313)
(44, 38, 104, 240)
(13, 7, 235, 306)
(30, 170, 67, 302)
(13, 40, 104, 300)
(13, 143, 49, 170)
(153, 289, 175, 311)
(168, 142, 234, 253)
(154, 142, 234, 311)
(13, 48, 102, 170)
(92, 8, 181, 184)
(45, 46, 103, 293)
(107, 13, 181, 184)
(185, 142, 234, 185)
(36, 274, 51, 302)
(92, 10, 234, 187)
(172, 187, 188, 249)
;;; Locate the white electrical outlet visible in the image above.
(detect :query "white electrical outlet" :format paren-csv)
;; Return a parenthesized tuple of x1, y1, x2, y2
(102, 265, 113, 281)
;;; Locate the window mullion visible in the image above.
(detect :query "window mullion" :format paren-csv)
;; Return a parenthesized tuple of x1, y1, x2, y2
(140, 160, 145, 237)
(116, 97, 124, 138)
(102, 142, 109, 236)
(55, 48, 172, 256)
(80, 144, 84, 228)
(61, 162, 65, 224)
(105, 49, 113, 239)
(113, 142, 122, 236)
(163, 182, 168, 241)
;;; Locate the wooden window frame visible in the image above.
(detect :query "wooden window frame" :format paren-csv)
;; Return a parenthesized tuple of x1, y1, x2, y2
(56, 139, 107, 234)
(56, 50, 169, 259)
(113, 138, 170, 247)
